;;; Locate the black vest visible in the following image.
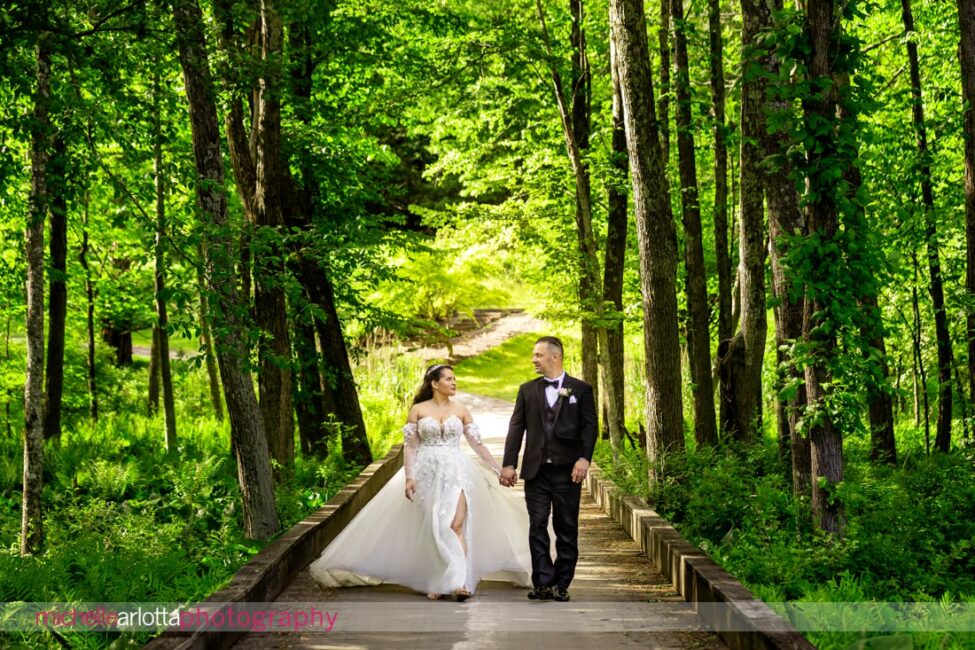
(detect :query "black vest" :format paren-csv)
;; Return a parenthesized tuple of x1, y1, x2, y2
(542, 395, 579, 465)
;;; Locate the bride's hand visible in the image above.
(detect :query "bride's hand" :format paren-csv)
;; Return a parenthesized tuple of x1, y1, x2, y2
(405, 479, 417, 501)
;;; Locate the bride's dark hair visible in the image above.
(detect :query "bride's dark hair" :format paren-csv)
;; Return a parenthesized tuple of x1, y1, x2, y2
(413, 363, 453, 405)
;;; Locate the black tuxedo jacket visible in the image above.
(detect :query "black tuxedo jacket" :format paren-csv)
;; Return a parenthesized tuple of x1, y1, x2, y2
(503, 374, 598, 482)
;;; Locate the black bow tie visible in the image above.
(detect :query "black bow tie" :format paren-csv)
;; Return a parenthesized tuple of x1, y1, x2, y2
(543, 379, 559, 388)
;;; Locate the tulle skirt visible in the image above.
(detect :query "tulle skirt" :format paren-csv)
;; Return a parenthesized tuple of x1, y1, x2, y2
(309, 448, 532, 596)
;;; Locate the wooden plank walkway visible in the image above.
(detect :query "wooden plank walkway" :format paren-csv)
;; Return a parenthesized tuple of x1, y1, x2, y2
(231, 392, 728, 649)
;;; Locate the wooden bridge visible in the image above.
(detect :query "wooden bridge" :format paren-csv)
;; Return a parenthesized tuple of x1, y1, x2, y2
(144, 393, 813, 650)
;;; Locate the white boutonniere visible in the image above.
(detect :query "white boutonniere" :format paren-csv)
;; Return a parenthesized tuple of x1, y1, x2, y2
(558, 387, 572, 400)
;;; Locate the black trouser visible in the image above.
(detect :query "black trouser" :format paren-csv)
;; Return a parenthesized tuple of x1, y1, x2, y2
(525, 462, 582, 589)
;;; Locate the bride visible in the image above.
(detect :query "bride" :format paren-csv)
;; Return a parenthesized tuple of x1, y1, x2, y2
(309, 363, 532, 601)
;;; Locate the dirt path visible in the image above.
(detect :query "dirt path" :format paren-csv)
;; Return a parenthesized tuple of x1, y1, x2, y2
(410, 311, 546, 363)
(231, 391, 726, 650)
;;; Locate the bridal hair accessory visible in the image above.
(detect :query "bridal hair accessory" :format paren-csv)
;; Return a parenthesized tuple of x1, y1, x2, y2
(425, 364, 448, 379)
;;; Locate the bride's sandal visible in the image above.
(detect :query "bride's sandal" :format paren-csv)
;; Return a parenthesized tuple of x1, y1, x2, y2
(426, 593, 442, 601)
(453, 588, 472, 602)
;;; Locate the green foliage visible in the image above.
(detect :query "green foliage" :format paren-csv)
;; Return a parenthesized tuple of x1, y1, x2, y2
(597, 436, 975, 649)
(0, 347, 386, 649)
(454, 332, 542, 400)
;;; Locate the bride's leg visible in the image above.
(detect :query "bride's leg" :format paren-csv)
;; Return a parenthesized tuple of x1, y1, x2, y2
(450, 491, 472, 600)
(450, 490, 468, 557)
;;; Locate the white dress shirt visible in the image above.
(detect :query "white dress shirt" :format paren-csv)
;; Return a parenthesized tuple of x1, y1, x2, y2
(543, 372, 565, 408)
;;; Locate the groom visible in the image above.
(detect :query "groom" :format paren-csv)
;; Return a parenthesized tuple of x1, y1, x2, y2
(500, 336, 597, 602)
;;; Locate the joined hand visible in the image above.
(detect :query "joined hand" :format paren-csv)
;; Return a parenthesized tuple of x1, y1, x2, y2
(499, 466, 517, 487)
(571, 459, 589, 484)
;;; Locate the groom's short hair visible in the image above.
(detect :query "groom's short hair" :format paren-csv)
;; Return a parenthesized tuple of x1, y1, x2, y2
(536, 336, 564, 359)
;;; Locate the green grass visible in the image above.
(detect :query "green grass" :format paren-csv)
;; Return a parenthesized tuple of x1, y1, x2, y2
(130, 328, 201, 356)
(454, 332, 542, 400)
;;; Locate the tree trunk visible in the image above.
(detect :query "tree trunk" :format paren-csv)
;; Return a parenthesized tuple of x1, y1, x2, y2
(216, 0, 293, 469)
(657, 0, 671, 161)
(912, 255, 932, 451)
(864, 328, 897, 465)
(570, 0, 601, 398)
(308, 267, 371, 466)
(610, 0, 685, 482)
(43, 135, 67, 442)
(959, 0, 975, 413)
(902, 0, 953, 453)
(760, 0, 809, 491)
(172, 0, 279, 541)
(196, 242, 224, 421)
(154, 74, 177, 451)
(535, 0, 602, 394)
(81, 190, 98, 422)
(671, 0, 717, 448)
(102, 327, 133, 365)
(720, 0, 768, 443)
(708, 0, 732, 345)
(253, 0, 294, 469)
(5, 312, 12, 438)
(23, 37, 50, 556)
(148, 326, 161, 414)
(601, 39, 629, 455)
(285, 19, 368, 464)
(293, 317, 328, 458)
(803, 0, 846, 536)
(843, 152, 896, 466)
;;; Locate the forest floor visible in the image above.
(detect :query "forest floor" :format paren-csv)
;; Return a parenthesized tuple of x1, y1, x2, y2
(230, 390, 726, 650)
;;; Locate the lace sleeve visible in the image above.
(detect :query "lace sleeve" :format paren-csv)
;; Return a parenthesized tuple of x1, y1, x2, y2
(402, 422, 419, 480)
(463, 421, 501, 476)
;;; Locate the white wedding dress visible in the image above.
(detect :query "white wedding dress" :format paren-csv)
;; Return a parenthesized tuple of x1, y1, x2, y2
(309, 414, 532, 596)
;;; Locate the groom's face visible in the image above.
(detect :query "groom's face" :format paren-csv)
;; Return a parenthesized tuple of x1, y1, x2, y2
(532, 342, 561, 377)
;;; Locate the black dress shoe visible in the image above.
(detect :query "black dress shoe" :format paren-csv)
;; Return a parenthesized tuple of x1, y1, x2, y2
(552, 586, 570, 602)
(527, 586, 554, 600)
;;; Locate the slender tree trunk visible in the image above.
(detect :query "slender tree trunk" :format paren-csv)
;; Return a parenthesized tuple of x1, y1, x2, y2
(671, 0, 717, 448)
(284, 18, 368, 464)
(308, 269, 371, 465)
(148, 326, 161, 414)
(196, 242, 223, 421)
(216, 0, 293, 469)
(610, 0, 685, 483)
(293, 317, 328, 457)
(912, 255, 932, 452)
(708, 0, 732, 345)
(81, 190, 98, 421)
(657, 0, 671, 160)
(535, 0, 602, 394)
(761, 0, 808, 490)
(842, 148, 896, 466)
(803, 0, 846, 536)
(153, 74, 177, 452)
(5, 311, 12, 438)
(102, 326, 133, 365)
(570, 0, 601, 398)
(601, 40, 629, 456)
(959, 0, 975, 412)
(253, 0, 294, 469)
(902, 0, 953, 453)
(172, 0, 279, 541)
(43, 135, 67, 442)
(23, 37, 50, 556)
(953, 362, 970, 440)
(720, 0, 768, 443)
